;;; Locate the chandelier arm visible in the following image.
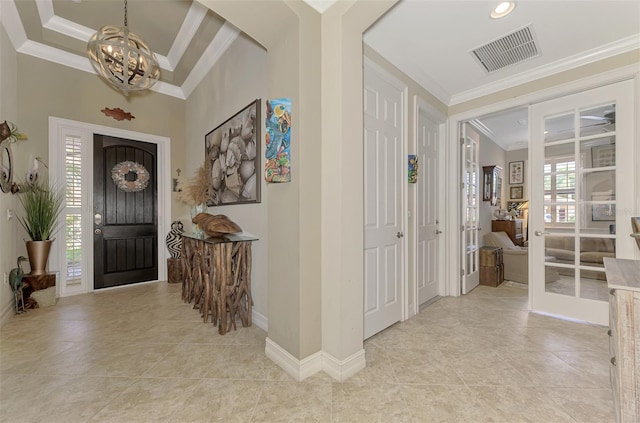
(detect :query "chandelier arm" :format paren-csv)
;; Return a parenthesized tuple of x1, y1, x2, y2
(99, 48, 146, 79)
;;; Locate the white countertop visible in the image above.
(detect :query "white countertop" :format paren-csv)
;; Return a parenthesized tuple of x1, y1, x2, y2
(604, 257, 640, 292)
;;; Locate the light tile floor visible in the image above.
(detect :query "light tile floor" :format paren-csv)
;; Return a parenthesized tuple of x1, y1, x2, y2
(0, 281, 614, 422)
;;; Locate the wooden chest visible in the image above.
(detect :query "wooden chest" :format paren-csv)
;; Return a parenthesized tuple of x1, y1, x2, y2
(480, 264, 504, 287)
(479, 246, 503, 267)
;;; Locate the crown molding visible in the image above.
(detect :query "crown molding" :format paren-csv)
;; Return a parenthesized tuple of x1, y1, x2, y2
(166, 1, 208, 69)
(1, 0, 28, 49)
(35, 0, 173, 71)
(16, 40, 185, 99)
(449, 34, 640, 106)
(36, 0, 94, 42)
(181, 21, 240, 98)
(18, 39, 94, 72)
(303, 0, 338, 13)
(2, 0, 243, 100)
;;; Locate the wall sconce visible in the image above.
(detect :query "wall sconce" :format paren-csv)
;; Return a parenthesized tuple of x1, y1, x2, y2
(172, 168, 181, 192)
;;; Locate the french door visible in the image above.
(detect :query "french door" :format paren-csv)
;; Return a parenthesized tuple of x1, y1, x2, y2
(530, 80, 636, 325)
(461, 123, 480, 294)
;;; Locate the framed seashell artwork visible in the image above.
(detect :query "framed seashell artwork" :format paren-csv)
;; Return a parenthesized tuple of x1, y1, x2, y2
(204, 99, 261, 206)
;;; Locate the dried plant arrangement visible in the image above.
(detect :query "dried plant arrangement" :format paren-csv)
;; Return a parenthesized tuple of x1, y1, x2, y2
(176, 161, 211, 206)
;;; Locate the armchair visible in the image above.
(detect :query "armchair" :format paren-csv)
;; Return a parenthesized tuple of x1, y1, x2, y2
(484, 231, 560, 284)
(484, 231, 528, 283)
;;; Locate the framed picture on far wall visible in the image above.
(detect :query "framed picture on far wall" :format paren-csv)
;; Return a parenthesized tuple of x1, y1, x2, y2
(509, 161, 524, 184)
(510, 185, 523, 200)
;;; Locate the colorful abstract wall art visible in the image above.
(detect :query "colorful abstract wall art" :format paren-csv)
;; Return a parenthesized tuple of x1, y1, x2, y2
(408, 155, 418, 183)
(265, 98, 291, 183)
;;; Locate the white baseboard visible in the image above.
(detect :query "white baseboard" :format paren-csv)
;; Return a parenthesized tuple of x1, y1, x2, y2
(265, 337, 323, 381)
(252, 309, 268, 331)
(265, 337, 366, 382)
(322, 349, 366, 382)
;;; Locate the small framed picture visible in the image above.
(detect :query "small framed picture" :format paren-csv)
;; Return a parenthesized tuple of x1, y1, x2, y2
(509, 161, 524, 184)
(510, 186, 523, 200)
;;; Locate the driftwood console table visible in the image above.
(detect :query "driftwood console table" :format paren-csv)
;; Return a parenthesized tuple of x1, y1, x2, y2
(181, 233, 257, 335)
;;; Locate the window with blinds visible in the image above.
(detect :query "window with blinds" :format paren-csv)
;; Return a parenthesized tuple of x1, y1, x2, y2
(65, 136, 82, 284)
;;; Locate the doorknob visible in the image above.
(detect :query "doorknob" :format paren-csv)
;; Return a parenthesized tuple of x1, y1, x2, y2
(534, 230, 550, 236)
(94, 228, 102, 235)
(435, 230, 443, 235)
(396, 232, 404, 238)
(94, 213, 102, 226)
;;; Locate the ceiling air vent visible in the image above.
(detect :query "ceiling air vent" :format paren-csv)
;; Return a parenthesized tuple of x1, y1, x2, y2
(471, 26, 539, 73)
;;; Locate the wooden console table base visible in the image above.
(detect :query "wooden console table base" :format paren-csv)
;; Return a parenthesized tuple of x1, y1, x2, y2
(181, 234, 256, 335)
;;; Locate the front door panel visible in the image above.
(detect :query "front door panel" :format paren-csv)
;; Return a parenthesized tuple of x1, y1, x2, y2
(94, 134, 158, 289)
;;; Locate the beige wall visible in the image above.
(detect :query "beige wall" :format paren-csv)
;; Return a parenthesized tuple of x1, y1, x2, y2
(184, 33, 270, 321)
(200, 0, 317, 359)
(0, 52, 184, 320)
(0, 23, 19, 319)
(478, 126, 508, 245)
(506, 148, 528, 202)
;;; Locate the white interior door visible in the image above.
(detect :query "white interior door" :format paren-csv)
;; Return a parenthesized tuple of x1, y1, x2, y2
(461, 123, 480, 294)
(417, 105, 440, 305)
(364, 63, 405, 339)
(530, 80, 636, 325)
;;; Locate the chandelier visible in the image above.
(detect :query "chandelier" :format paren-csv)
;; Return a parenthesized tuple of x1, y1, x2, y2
(87, 0, 160, 96)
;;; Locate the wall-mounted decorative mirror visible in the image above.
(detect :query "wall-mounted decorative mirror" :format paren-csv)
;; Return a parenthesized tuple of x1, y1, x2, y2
(0, 140, 13, 193)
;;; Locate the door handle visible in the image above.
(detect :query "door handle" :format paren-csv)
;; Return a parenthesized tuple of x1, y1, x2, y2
(435, 230, 443, 235)
(94, 213, 102, 226)
(630, 233, 640, 238)
(534, 230, 550, 236)
(94, 228, 102, 235)
(396, 232, 404, 238)
(477, 227, 482, 231)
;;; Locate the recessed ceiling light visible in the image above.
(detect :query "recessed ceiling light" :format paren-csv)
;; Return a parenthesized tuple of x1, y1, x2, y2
(491, 1, 516, 19)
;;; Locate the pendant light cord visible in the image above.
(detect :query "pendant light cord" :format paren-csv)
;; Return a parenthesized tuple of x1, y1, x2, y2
(124, 0, 128, 27)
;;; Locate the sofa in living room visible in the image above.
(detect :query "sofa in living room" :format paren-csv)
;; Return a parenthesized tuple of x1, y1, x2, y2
(544, 236, 614, 280)
(484, 231, 615, 284)
(483, 231, 559, 284)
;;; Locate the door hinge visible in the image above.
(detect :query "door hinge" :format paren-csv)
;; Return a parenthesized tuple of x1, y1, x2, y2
(460, 182, 464, 189)
(460, 268, 465, 276)
(460, 138, 465, 145)
(461, 225, 465, 232)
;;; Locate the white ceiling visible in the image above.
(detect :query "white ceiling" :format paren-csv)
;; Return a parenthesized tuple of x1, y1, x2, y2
(1, 0, 639, 149)
(364, 0, 640, 150)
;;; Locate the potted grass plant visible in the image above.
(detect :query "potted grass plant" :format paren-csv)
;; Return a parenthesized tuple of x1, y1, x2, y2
(16, 179, 64, 275)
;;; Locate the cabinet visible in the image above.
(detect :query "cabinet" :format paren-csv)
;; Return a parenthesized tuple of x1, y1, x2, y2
(603, 258, 640, 423)
(492, 219, 523, 246)
(479, 247, 504, 287)
(483, 165, 502, 206)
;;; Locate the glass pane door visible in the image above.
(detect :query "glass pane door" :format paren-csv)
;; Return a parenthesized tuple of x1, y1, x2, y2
(530, 80, 635, 325)
(461, 123, 480, 294)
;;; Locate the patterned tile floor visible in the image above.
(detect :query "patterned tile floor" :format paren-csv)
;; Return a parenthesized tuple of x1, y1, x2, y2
(0, 282, 614, 422)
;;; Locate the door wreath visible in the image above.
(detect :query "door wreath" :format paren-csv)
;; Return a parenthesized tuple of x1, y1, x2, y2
(111, 161, 150, 193)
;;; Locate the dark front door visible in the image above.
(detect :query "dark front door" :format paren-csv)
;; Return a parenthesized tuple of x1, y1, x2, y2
(94, 134, 158, 289)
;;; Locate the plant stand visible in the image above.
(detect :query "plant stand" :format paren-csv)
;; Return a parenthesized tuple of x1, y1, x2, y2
(22, 273, 56, 309)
